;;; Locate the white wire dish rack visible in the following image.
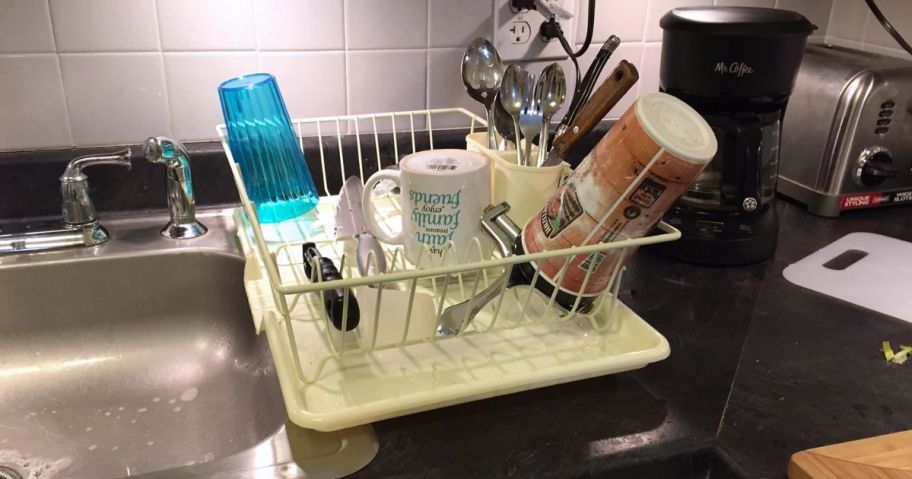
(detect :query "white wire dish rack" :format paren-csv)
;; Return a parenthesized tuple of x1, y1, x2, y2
(218, 108, 677, 432)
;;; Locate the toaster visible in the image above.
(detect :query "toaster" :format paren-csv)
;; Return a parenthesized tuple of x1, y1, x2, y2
(778, 44, 912, 217)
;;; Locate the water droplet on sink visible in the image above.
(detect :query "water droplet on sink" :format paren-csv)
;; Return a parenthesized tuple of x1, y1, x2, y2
(137, 408, 147, 414)
(180, 387, 198, 402)
(168, 399, 176, 405)
(173, 406, 182, 412)
(104, 412, 111, 417)
(201, 452, 215, 463)
(118, 406, 125, 411)
(111, 446, 119, 452)
(88, 444, 97, 451)
(85, 427, 92, 432)
(146, 441, 155, 447)
(130, 420, 137, 424)
(152, 397, 160, 403)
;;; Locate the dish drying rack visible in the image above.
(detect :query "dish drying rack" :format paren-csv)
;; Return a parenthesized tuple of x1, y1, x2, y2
(218, 108, 678, 432)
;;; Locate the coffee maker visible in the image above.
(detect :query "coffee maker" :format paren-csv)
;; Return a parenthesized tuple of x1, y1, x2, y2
(654, 7, 814, 265)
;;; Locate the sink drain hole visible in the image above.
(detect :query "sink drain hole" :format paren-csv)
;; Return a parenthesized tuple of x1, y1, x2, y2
(0, 465, 24, 479)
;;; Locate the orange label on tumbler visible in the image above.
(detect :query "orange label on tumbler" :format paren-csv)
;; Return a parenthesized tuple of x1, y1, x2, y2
(522, 92, 718, 298)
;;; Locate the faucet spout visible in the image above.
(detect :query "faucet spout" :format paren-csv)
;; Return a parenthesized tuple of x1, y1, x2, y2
(60, 149, 132, 227)
(143, 137, 207, 239)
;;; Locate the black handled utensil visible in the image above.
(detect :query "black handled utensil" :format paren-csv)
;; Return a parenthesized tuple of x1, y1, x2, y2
(302, 242, 360, 331)
(558, 35, 621, 135)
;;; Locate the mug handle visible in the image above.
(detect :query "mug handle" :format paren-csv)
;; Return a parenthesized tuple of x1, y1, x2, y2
(361, 169, 405, 245)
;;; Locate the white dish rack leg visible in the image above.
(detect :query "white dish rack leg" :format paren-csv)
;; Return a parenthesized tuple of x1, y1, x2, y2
(218, 108, 677, 432)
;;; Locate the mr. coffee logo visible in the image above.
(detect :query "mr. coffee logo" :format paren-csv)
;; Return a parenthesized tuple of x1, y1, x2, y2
(714, 61, 755, 78)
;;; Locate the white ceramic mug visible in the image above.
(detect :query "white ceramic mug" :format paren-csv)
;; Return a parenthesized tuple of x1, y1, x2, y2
(362, 149, 492, 267)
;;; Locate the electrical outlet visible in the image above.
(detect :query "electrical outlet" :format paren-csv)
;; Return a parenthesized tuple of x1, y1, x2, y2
(494, 0, 576, 62)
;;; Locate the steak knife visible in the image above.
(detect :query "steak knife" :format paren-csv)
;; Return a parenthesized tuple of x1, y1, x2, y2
(541, 60, 639, 168)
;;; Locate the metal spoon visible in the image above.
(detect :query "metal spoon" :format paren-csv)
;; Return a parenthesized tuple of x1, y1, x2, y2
(518, 70, 540, 167)
(500, 65, 526, 164)
(535, 63, 567, 167)
(493, 91, 520, 150)
(461, 38, 504, 149)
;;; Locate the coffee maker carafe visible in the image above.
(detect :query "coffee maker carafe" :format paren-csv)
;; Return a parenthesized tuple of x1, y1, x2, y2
(654, 7, 814, 265)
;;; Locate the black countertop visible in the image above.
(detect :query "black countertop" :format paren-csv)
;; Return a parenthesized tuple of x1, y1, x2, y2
(350, 200, 912, 479)
(3, 137, 912, 478)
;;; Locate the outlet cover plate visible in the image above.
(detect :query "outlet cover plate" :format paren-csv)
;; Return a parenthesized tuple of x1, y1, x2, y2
(494, 0, 577, 62)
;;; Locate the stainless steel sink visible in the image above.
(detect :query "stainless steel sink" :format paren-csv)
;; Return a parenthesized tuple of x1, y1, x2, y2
(0, 211, 289, 478)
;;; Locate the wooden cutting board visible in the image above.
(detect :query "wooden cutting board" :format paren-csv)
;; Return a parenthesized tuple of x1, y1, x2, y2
(789, 430, 912, 478)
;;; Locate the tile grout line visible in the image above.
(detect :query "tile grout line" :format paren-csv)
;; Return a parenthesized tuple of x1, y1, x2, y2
(822, 0, 837, 40)
(151, 0, 175, 138)
(343, 0, 351, 116)
(860, 2, 872, 50)
(251, 0, 262, 72)
(45, 0, 75, 148)
(425, 0, 431, 110)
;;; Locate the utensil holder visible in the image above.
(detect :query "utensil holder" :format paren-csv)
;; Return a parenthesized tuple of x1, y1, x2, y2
(466, 131, 570, 227)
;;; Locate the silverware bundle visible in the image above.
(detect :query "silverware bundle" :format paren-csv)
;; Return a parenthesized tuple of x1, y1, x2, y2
(460, 38, 567, 167)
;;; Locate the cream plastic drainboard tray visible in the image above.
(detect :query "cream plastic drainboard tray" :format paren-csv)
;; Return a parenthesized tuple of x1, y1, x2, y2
(236, 204, 671, 432)
(220, 108, 675, 432)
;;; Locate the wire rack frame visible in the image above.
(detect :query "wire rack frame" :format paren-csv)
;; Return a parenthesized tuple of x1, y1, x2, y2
(219, 108, 681, 385)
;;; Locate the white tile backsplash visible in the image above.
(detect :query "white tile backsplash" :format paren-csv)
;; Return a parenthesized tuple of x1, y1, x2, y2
(258, 52, 347, 118)
(861, 0, 911, 48)
(645, 0, 715, 42)
(157, 0, 256, 51)
(0, 54, 71, 149)
(427, 48, 480, 113)
(255, 0, 345, 51)
(347, 50, 426, 114)
(427, 48, 485, 128)
(2, 0, 852, 151)
(0, 1, 55, 53)
(575, 0, 648, 43)
(639, 42, 663, 96)
(827, 0, 912, 58)
(60, 53, 171, 145)
(428, 0, 493, 48)
(50, 0, 160, 52)
(346, 0, 428, 50)
(826, 0, 868, 42)
(574, 42, 644, 118)
(776, 0, 832, 36)
(164, 52, 257, 141)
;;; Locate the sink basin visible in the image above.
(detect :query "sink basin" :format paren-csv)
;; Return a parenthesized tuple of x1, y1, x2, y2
(0, 213, 286, 478)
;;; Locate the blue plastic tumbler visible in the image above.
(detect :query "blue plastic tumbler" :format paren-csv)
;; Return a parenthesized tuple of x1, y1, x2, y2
(219, 73, 319, 223)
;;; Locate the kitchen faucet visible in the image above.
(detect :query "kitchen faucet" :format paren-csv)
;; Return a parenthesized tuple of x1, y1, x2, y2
(143, 136, 207, 239)
(0, 150, 132, 254)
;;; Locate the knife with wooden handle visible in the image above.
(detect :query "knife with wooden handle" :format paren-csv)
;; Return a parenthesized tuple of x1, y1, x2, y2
(541, 60, 639, 168)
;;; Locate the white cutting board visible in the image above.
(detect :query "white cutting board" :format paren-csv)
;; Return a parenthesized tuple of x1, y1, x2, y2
(783, 232, 912, 323)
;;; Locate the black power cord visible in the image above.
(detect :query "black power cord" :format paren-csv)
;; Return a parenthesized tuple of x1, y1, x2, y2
(540, 19, 582, 90)
(513, 0, 597, 93)
(864, 0, 912, 56)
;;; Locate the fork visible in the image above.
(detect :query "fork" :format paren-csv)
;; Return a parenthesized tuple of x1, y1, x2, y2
(518, 71, 542, 167)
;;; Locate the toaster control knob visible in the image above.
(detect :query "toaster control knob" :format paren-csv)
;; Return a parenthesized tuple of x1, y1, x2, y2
(855, 147, 899, 188)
